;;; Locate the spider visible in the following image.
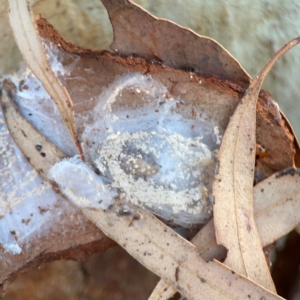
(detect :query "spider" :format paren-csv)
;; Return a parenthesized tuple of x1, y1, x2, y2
(256, 144, 267, 159)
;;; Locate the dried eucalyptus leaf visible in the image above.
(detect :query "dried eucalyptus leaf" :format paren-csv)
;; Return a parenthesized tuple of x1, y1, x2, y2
(213, 77, 276, 291)
(48, 157, 284, 300)
(80, 207, 283, 300)
(0, 54, 284, 300)
(254, 168, 300, 246)
(2, 12, 297, 287)
(2, 2, 299, 298)
(118, 0, 300, 169)
(35, 16, 296, 179)
(0, 94, 283, 299)
(7, 0, 82, 156)
(213, 37, 300, 291)
(149, 219, 222, 300)
(151, 167, 300, 299)
(101, 0, 250, 84)
(202, 167, 300, 259)
(0, 85, 114, 288)
(1, 79, 67, 179)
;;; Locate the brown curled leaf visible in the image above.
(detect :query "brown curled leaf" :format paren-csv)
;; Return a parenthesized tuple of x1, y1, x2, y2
(102, 0, 300, 171)
(35, 16, 297, 180)
(101, 0, 250, 84)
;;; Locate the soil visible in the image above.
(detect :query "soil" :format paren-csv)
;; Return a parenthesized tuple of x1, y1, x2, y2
(3, 245, 159, 300)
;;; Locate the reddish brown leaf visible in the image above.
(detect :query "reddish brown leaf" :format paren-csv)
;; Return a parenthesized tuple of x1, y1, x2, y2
(101, 0, 250, 84)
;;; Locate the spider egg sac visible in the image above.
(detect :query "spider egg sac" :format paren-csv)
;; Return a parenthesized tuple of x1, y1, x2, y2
(79, 73, 221, 228)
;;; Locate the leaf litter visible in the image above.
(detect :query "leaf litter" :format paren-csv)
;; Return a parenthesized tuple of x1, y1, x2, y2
(7, 0, 83, 157)
(0, 90, 284, 299)
(150, 166, 300, 299)
(2, 0, 300, 299)
(213, 37, 300, 292)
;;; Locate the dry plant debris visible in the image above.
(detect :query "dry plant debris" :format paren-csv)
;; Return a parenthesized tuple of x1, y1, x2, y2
(213, 38, 300, 292)
(8, 0, 83, 157)
(1, 0, 300, 299)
